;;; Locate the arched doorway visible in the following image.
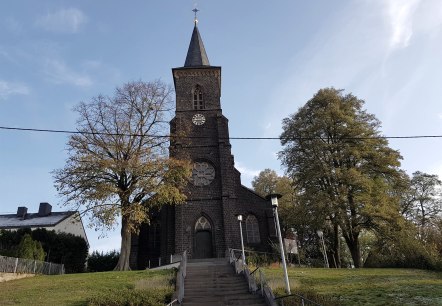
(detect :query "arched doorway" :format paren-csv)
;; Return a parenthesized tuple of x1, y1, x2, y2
(193, 216, 213, 258)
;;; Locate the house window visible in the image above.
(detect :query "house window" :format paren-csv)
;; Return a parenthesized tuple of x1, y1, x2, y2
(246, 215, 260, 244)
(193, 85, 204, 110)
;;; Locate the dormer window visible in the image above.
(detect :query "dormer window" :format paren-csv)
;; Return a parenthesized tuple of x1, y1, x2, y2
(193, 85, 204, 110)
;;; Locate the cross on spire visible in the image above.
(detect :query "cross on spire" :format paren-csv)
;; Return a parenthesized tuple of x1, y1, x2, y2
(192, 8, 199, 26)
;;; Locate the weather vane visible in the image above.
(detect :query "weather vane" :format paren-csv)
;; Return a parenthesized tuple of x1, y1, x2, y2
(192, 8, 199, 25)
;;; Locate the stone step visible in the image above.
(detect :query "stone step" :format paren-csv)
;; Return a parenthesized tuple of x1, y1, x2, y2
(184, 302, 266, 306)
(185, 281, 248, 287)
(183, 294, 266, 306)
(185, 282, 247, 288)
(181, 258, 266, 306)
(184, 294, 264, 301)
(185, 286, 250, 293)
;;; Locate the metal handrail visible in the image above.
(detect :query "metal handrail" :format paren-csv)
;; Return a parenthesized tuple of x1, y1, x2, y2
(167, 250, 187, 306)
(274, 293, 323, 306)
(230, 248, 280, 256)
(178, 250, 187, 303)
(166, 299, 177, 306)
(228, 248, 323, 306)
(228, 248, 277, 306)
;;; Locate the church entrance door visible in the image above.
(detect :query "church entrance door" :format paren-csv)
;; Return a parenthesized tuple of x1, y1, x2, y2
(193, 216, 213, 259)
(194, 230, 213, 258)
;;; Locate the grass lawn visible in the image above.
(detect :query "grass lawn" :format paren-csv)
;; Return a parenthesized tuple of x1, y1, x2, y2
(0, 269, 175, 306)
(262, 267, 442, 306)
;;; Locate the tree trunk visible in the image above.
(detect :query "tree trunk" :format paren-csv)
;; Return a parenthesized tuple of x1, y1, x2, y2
(332, 222, 341, 268)
(114, 216, 132, 271)
(347, 235, 361, 268)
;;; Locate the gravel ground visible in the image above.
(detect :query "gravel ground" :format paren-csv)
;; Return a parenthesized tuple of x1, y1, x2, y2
(0, 273, 34, 282)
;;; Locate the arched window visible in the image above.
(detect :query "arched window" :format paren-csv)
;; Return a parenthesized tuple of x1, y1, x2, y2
(246, 215, 260, 244)
(193, 85, 204, 110)
(195, 216, 211, 231)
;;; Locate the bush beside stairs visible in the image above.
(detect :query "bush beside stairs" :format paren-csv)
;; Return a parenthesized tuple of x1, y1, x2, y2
(182, 258, 266, 306)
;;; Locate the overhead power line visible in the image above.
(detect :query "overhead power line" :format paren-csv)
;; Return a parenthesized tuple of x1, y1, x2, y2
(1, 125, 442, 140)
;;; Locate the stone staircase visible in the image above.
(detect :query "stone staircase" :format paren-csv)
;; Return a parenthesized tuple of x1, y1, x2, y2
(182, 258, 266, 306)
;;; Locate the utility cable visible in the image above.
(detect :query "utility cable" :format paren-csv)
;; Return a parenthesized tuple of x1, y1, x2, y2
(1, 125, 442, 141)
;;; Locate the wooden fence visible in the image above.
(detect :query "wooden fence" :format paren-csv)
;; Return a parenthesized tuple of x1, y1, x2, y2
(0, 255, 64, 275)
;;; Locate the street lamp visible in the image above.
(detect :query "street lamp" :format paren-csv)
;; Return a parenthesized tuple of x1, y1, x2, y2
(316, 230, 329, 268)
(266, 194, 291, 294)
(237, 214, 246, 266)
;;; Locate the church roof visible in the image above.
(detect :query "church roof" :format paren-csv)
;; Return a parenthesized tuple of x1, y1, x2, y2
(184, 25, 210, 67)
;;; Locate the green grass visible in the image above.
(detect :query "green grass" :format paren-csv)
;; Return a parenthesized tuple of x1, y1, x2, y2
(0, 269, 175, 306)
(2, 267, 442, 305)
(262, 267, 442, 305)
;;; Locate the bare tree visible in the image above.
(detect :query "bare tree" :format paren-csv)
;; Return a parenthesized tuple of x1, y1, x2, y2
(53, 81, 191, 270)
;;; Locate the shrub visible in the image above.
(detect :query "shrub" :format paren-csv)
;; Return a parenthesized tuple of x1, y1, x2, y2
(31, 228, 89, 273)
(15, 233, 45, 261)
(88, 250, 120, 272)
(0, 228, 88, 273)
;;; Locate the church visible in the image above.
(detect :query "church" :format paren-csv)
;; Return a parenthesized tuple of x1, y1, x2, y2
(130, 19, 276, 269)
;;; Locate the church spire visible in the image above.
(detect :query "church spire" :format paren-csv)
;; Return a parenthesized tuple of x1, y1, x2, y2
(184, 9, 210, 67)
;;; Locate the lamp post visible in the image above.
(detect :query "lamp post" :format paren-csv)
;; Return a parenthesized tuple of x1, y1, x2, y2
(266, 194, 291, 294)
(316, 230, 329, 268)
(237, 214, 246, 266)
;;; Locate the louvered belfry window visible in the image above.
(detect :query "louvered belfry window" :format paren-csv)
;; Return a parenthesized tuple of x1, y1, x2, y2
(193, 85, 204, 110)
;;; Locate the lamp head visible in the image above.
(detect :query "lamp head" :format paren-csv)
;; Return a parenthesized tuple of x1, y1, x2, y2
(316, 230, 323, 238)
(237, 214, 243, 221)
(265, 193, 282, 208)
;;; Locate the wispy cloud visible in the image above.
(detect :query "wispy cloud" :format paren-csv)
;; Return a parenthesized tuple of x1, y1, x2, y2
(386, 0, 421, 49)
(235, 161, 260, 186)
(44, 59, 92, 87)
(36, 8, 87, 33)
(0, 81, 30, 99)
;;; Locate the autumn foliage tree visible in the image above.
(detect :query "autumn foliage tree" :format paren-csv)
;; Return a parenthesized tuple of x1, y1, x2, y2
(53, 81, 191, 270)
(279, 88, 406, 267)
(252, 169, 298, 234)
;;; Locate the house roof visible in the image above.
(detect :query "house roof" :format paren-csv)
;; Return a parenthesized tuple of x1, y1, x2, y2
(0, 211, 76, 229)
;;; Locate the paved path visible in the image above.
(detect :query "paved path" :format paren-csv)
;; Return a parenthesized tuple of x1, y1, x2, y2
(182, 258, 266, 306)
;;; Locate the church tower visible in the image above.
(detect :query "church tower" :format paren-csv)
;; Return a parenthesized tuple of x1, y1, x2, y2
(130, 17, 274, 268)
(170, 22, 238, 258)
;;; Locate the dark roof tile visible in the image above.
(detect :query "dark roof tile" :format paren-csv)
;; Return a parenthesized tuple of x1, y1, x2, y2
(184, 25, 210, 67)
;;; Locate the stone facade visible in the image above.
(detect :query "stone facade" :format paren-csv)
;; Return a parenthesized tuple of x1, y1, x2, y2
(130, 26, 275, 269)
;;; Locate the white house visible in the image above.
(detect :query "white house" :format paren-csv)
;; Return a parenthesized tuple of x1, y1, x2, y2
(0, 202, 88, 246)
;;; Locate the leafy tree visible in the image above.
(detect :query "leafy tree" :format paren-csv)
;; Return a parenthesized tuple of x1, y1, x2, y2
(279, 88, 406, 267)
(252, 169, 280, 197)
(15, 233, 45, 261)
(252, 169, 324, 265)
(365, 218, 438, 270)
(252, 169, 297, 233)
(53, 81, 191, 270)
(404, 171, 442, 236)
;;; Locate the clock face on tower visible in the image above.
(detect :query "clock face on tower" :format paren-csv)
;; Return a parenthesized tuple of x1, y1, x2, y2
(192, 114, 206, 125)
(190, 162, 215, 186)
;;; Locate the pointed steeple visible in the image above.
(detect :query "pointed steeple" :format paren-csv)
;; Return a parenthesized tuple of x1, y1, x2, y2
(184, 25, 210, 67)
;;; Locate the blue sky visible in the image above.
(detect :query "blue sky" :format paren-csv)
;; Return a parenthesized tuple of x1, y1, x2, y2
(1, 1, 442, 253)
